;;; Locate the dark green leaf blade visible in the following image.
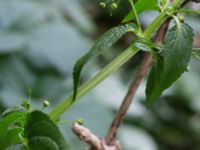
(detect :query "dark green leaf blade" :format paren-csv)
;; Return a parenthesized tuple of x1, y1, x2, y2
(73, 23, 136, 100)
(123, 0, 160, 23)
(25, 110, 69, 150)
(146, 23, 194, 105)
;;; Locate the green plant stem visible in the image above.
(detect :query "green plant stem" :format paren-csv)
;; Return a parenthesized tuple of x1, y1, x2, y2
(50, 46, 139, 121)
(176, 9, 200, 15)
(49, 0, 185, 122)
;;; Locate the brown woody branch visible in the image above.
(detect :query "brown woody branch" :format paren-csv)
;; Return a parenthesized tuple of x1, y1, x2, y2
(72, 123, 121, 150)
(71, 0, 195, 148)
(71, 19, 171, 150)
(71, 19, 171, 149)
(105, 18, 171, 145)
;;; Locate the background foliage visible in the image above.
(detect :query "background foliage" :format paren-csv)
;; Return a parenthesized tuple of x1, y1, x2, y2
(0, 0, 200, 149)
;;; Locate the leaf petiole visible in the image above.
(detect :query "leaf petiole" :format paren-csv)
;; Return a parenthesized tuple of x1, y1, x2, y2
(129, 0, 142, 33)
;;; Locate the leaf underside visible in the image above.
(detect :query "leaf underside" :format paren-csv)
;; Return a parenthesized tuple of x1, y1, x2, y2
(72, 23, 137, 101)
(146, 23, 194, 105)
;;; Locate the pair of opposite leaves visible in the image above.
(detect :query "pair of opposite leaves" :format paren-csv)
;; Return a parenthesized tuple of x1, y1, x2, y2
(73, 20, 194, 105)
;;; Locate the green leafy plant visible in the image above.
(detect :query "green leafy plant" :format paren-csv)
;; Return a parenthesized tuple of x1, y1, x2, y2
(0, 0, 200, 149)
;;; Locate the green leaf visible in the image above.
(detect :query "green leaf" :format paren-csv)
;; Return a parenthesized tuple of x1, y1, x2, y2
(2, 107, 24, 117)
(4, 128, 24, 149)
(146, 23, 194, 105)
(72, 23, 137, 100)
(135, 37, 157, 52)
(0, 112, 26, 150)
(25, 110, 69, 150)
(161, 0, 167, 6)
(5, 144, 25, 150)
(123, 0, 160, 23)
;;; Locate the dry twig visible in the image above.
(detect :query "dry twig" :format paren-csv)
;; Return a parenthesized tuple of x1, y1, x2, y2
(72, 123, 121, 150)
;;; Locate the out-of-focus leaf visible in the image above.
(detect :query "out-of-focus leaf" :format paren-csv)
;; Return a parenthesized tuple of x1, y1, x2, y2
(0, 57, 34, 107)
(146, 23, 194, 105)
(59, 0, 96, 34)
(123, 0, 160, 23)
(25, 110, 69, 150)
(0, 32, 26, 53)
(72, 23, 137, 100)
(26, 22, 90, 75)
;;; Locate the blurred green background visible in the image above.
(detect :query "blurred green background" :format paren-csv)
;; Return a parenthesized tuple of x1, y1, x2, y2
(0, 0, 200, 149)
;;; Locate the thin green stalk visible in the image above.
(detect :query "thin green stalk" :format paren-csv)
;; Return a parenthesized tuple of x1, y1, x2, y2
(129, 0, 142, 32)
(49, 0, 185, 122)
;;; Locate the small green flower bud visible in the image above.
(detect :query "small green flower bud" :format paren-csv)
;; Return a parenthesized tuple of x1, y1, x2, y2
(76, 119, 84, 125)
(43, 100, 50, 107)
(21, 100, 30, 110)
(186, 66, 190, 72)
(111, 3, 118, 10)
(178, 15, 184, 23)
(100, 2, 106, 8)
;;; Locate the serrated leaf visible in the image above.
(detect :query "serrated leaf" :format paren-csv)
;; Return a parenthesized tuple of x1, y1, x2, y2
(161, 0, 167, 6)
(123, 0, 160, 23)
(0, 112, 26, 150)
(25, 110, 69, 150)
(146, 23, 194, 105)
(72, 23, 137, 100)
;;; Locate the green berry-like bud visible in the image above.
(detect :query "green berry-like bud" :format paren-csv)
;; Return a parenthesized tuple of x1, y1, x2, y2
(111, 3, 118, 10)
(100, 2, 106, 8)
(43, 100, 50, 107)
(21, 100, 30, 110)
(76, 119, 84, 125)
(178, 15, 184, 23)
(186, 66, 190, 72)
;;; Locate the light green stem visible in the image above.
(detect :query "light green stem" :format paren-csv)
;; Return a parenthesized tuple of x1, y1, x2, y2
(50, 46, 139, 121)
(49, 0, 185, 122)
(176, 9, 200, 15)
(129, 0, 142, 32)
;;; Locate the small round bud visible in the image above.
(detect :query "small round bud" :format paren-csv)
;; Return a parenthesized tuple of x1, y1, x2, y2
(178, 15, 184, 23)
(43, 100, 50, 108)
(100, 2, 106, 8)
(186, 66, 190, 72)
(111, 3, 118, 10)
(76, 119, 84, 125)
(21, 100, 30, 110)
